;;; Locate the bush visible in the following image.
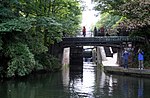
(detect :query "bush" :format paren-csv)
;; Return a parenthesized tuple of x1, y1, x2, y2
(0, 36, 2, 50)
(35, 53, 61, 72)
(5, 43, 35, 77)
(144, 61, 150, 69)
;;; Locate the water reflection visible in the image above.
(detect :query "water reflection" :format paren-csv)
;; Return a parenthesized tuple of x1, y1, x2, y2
(64, 61, 149, 98)
(62, 64, 69, 87)
(0, 62, 150, 98)
(138, 78, 144, 98)
(0, 73, 70, 98)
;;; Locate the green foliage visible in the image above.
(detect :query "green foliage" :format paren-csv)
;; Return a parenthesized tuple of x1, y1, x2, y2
(5, 43, 35, 77)
(95, 13, 121, 28)
(36, 16, 63, 44)
(27, 32, 48, 54)
(144, 61, 150, 68)
(93, 0, 126, 14)
(143, 45, 150, 62)
(0, 17, 36, 33)
(36, 17, 62, 28)
(117, 0, 150, 28)
(94, 0, 150, 35)
(0, 36, 2, 50)
(17, 0, 82, 36)
(0, 0, 82, 78)
(35, 53, 61, 72)
(15, 31, 48, 55)
(0, 0, 16, 22)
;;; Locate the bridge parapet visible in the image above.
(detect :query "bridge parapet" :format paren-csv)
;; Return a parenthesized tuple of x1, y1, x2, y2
(62, 36, 144, 47)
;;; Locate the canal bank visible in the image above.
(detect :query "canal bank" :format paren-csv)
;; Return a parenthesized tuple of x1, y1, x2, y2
(104, 66, 150, 78)
(101, 52, 150, 78)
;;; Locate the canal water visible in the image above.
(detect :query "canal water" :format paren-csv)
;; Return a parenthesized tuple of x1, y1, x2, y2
(0, 61, 150, 98)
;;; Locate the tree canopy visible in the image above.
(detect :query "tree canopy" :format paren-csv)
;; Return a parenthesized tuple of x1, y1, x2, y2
(0, 0, 82, 77)
(93, 0, 150, 37)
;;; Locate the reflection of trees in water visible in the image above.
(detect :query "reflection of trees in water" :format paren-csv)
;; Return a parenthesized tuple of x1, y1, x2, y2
(116, 76, 144, 98)
(100, 74, 145, 98)
(138, 78, 144, 98)
(120, 76, 137, 98)
(94, 72, 119, 98)
(68, 65, 83, 97)
(122, 77, 130, 98)
(104, 74, 118, 97)
(1, 64, 150, 98)
(0, 73, 68, 98)
(93, 66, 106, 97)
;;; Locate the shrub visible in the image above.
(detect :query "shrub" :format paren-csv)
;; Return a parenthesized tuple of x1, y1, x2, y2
(35, 53, 61, 72)
(5, 42, 35, 77)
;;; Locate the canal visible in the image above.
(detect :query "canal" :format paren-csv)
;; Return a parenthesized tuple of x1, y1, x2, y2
(0, 61, 150, 98)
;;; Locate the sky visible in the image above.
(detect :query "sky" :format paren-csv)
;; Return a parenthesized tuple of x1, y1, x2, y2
(81, 0, 99, 31)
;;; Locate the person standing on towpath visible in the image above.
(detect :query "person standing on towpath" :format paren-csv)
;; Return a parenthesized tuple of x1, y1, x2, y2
(122, 49, 130, 69)
(138, 48, 144, 70)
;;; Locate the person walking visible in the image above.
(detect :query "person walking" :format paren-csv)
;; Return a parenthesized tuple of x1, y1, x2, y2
(123, 49, 129, 68)
(82, 26, 86, 37)
(138, 48, 144, 70)
(94, 27, 98, 36)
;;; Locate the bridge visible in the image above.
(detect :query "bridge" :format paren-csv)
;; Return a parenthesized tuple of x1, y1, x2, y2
(52, 36, 145, 70)
(61, 36, 144, 47)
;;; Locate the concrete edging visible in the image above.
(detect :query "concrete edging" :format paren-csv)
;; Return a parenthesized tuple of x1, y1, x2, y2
(104, 66, 150, 77)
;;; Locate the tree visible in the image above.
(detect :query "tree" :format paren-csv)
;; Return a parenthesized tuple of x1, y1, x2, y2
(0, 0, 82, 77)
(93, 0, 127, 14)
(95, 13, 121, 28)
(93, 0, 150, 37)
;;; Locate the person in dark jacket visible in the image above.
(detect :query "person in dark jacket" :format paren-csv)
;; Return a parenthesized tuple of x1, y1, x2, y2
(94, 27, 98, 36)
(123, 49, 129, 68)
(82, 26, 86, 37)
